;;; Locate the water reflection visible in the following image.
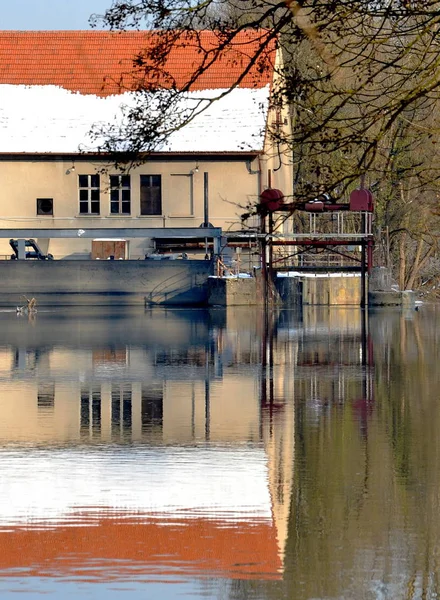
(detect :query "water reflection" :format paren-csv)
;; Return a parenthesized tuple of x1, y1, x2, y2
(0, 306, 295, 593)
(2, 304, 438, 598)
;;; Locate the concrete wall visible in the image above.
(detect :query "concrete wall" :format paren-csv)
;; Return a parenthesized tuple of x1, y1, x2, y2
(303, 275, 361, 305)
(0, 262, 364, 308)
(207, 276, 265, 306)
(368, 290, 416, 307)
(276, 274, 362, 306)
(275, 277, 302, 307)
(207, 274, 362, 307)
(369, 266, 396, 291)
(0, 260, 213, 307)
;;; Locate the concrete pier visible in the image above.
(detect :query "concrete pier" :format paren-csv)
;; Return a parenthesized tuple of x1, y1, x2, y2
(207, 276, 265, 306)
(368, 290, 416, 307)
(368, 267, 416, 307)
(277, 272, 362, 306)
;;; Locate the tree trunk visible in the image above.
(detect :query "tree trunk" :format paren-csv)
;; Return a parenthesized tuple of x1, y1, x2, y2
(399, 231, 407, 290)
(406, 240, 435, 291)
(405, 238, 423, 290)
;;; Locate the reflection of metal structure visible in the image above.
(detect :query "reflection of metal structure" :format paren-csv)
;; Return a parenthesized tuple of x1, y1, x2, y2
(0, 309, 292, 581)
(260, 307, 374, 438)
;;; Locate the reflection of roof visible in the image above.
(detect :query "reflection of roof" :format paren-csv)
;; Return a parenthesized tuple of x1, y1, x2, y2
(0, 516, 282, 581)
(0, 30, 276, 95)
(0, 446, 282, 580)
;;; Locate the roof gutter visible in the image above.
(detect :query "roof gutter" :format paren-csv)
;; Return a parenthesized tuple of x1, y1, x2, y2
(0, 151, 262, 162)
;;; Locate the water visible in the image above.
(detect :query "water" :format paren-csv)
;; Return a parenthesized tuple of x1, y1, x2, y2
(0, 304, 438, 599)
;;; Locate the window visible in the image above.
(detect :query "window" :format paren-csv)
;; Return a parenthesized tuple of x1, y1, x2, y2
(141, 383, 163, 432)
(110, 175, 131, 214)
(38, 383, 55, 410)
(79, 174, 100, 215)
(140, 175, 162, 215)
(80, 385, 101, 438)
(36, 198, 53, 216)
(111, 384, 132, 438)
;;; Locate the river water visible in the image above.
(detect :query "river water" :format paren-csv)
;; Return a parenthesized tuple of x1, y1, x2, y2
(0, 304, 438, 599)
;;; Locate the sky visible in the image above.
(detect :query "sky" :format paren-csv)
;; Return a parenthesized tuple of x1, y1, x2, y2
(1, 0, 113, 30)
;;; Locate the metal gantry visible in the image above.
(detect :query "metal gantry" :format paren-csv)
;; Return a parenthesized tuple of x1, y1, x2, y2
(257, 189, 375, 307)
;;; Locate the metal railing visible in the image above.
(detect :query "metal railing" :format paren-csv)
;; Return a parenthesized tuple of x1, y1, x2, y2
(281, 211, 373, 239)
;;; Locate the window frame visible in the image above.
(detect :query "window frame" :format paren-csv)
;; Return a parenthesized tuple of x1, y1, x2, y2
(78, 174, 100, 215)
(110, 174, 131, 215)
(36, 198, 54, 216)
(140, 174, 162, 216)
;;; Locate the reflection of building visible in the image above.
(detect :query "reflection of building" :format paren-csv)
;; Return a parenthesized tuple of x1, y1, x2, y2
(0, 385, 290, 580)
(0, 446, 282, 581)
(0, 376, 264, 446)
(0, 308, 267, 445)
(0, 309, 372, 577)
(0, 305, 374, 584)
(0, 307, 297, 582)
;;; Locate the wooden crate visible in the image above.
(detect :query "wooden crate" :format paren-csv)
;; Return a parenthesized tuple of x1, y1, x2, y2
(91, 239, 127, 260)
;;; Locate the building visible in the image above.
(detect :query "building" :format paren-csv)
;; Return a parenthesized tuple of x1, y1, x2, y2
(0, 30, 293, 261)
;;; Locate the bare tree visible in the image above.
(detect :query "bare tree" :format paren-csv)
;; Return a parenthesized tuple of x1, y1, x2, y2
(90, 0, 440, 288)
(91, 2, 440, 190)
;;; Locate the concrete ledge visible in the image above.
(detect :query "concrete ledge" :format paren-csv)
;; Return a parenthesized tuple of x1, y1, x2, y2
(277, 272, 361, 305)
(368, 290, 416, 307)
(0, 260, 213, 307)
(207, 277, 264, 306)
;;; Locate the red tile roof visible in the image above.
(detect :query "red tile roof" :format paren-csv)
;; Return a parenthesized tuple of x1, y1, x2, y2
(0, 30, 276, 96)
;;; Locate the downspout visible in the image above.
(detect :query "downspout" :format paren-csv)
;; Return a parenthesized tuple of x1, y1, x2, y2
(203, 172, 211, 259)
(203, 171, 209, 228)
(246, 156, 262, 197)
(246, 156, 267, 302)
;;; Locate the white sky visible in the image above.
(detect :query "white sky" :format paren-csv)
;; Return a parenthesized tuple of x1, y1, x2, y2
(1, 0, 112, 30)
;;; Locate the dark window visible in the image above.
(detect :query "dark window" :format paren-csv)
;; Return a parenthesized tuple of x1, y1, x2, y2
(111, 384, 132, 438)
(36, 198, 54, 216)
(38, 383, 55, 409)
(111, 387, 121, 437)
(80, 386, 101, 438)
(78, 175, 100, 215)
(110, 175, 131, 214)
(141, 383, 163, 432)
(140, 175, 162, 215)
